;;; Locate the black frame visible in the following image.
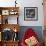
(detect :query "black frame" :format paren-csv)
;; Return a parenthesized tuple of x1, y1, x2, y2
(24, 7, 38, 21)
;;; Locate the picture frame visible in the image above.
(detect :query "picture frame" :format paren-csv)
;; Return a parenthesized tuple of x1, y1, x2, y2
(24, 7, 38, 21)
(2, 10, 9, 15)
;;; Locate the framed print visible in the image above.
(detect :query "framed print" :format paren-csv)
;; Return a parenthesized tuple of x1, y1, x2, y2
(24, 7, 38, 21)
(2, 10, 9, 15)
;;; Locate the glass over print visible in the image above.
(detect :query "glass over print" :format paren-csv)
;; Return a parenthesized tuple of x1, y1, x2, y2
(24, 7, 38, 21)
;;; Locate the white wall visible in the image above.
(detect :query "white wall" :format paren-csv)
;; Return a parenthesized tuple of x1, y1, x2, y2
(0, 0, 44, 26)
(17, 0, 44, 26)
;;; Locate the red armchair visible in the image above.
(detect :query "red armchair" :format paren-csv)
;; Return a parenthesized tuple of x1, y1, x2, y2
(21, 28, 41, 46)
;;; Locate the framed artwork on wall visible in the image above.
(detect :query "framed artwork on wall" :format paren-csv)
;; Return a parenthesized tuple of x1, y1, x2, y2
(24, 7, 38, 21)
(2, 10, 9, 15)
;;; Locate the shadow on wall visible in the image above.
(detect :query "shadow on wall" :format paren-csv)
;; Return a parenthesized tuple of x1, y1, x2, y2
(18, 26, 43, 44)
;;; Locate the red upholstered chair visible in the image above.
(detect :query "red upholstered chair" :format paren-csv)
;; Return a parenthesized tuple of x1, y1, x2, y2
(21, 28, 41, 46)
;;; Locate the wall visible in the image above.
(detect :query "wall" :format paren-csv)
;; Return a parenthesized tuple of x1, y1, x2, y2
(0, 0, 44, 26)
(18, 0, 44, 26)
